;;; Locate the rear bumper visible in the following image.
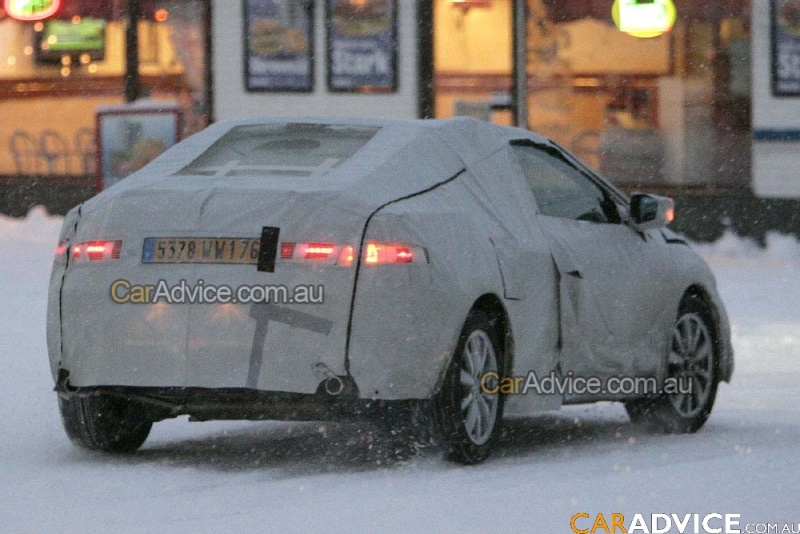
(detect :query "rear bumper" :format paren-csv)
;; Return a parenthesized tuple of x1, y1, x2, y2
(53, 260, 353, 393)
(54, 371, 411, 423)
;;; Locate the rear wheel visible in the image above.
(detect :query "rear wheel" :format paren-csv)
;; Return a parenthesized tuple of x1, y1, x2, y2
(58, 394, 152, 453)
(434, 310, 503, 464)
(625, 295, 718, 433)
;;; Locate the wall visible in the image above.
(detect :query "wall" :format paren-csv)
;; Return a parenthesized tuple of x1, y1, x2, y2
(433, 0, 512, 73)
(0, 95, 122, 175)
(557, 18, 669, 75)
(212, 0, 420, 120)
(752, 0, 800, 198)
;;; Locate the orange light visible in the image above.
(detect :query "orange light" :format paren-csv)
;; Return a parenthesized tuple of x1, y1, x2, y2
(362, 242, 425, 265)
(154, 8, 168, 22)
(665, 197, 675, 223)
(338, 245, 355, 267)
(365, 242, 379, 265)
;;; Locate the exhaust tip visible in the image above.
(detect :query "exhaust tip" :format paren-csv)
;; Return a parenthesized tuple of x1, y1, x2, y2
(323, 376, 345, 396)
(318, 376, 358, 398)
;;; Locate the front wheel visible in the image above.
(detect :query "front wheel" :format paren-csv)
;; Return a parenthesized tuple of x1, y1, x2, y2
(58, 394, 152, 453)
(434, 310, 504, 464)
(625, 295, 719, 433)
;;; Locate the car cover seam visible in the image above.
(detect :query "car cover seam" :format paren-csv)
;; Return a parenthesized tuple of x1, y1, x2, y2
(343, 168, 467, 376)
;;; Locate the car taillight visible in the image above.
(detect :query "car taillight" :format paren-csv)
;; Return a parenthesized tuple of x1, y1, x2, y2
(363, 241, 427, 265)
(338, 245, 355, 267)
(280, 242, 353, 266)
(69, 240, 122, 262)
(278, 241, 426, 267)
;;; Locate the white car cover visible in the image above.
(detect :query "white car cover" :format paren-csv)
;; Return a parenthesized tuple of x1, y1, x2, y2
(47, 117, 733, 414)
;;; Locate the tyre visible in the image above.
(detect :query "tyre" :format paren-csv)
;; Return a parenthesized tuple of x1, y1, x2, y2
(625, 295, 718, 433)
(434, 310, 504, 464)
(58, 394, 152, 453)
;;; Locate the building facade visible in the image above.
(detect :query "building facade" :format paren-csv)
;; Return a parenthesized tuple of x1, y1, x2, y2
(2, 0, 798, 239)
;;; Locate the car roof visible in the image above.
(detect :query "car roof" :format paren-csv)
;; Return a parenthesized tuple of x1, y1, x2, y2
(88, 117, 554, 215)
(177, 116, 551, 170)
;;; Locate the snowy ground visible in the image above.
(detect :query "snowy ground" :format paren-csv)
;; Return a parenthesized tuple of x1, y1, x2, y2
(1, 207, 798, 533)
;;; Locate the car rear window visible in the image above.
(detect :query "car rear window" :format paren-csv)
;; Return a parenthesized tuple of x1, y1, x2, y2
(176, 123, 379, 177)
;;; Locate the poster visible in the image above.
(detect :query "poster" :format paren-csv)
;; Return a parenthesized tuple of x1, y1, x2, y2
(96, 103, 182, 191)
(327, 0, 397, 92)
(773, 0, 800, 96)
(244, 0, 314, 92)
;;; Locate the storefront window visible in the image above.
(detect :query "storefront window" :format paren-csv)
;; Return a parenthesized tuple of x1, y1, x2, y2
(433, 0, 752, 190)
(0, 0, 210, 178)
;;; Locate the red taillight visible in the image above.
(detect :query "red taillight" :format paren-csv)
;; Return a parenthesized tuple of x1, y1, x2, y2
(280, 242, 351, 266)
(277, 241, 426, 267)
(70, 240, 122, 262)
(395, 247, 414, 263)
(363, 242, 427, 265)
(280, 242, 296, 260)
(55, 242, 68, 257)
(86, 243, 106, 261)
(302, 243, 336, 260)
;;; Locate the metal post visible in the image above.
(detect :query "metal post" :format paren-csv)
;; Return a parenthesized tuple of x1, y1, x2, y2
(417, 0, 435, 119)
(512, 0, 528, 129)
(124, 0, 140, 103)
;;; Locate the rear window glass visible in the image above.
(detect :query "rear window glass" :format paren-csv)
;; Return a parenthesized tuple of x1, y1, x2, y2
(176, 123, 379, 177)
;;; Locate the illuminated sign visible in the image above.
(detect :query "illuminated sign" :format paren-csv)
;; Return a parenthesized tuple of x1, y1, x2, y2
(612, 0, 677, 39)
(4, 0, 61, 21)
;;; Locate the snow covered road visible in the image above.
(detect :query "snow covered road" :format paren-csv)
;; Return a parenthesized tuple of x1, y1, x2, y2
(1, 208, 798, 533)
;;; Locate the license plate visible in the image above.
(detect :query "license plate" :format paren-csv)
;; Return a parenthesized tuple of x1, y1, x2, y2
(142, 237, 260, 264)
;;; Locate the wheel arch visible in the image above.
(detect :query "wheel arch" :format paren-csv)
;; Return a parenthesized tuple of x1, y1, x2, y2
(682, 284, 733, 383)
(470, 293, 513, 379)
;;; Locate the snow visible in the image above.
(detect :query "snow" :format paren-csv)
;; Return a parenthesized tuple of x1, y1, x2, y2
(1, 207, 798, 533)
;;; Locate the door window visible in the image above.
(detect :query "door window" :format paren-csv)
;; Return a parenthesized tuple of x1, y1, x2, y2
(511, 143, 618, 223)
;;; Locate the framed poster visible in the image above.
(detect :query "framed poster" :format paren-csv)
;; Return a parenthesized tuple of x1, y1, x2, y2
(244, 0, 314, 92)
(326, 0, 397, 93)
(96, 103, 182, 191)
(772, 0, 800, 96)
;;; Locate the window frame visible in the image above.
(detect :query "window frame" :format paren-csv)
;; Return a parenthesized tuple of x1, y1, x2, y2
(509, 139, 629, 224)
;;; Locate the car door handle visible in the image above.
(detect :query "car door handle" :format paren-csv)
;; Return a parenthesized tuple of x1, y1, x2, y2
(566, 270, 582, 279)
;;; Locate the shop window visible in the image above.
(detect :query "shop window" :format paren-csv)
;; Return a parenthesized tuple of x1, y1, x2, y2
(0, 1, 211, 178)
(432, 0, 752, 190)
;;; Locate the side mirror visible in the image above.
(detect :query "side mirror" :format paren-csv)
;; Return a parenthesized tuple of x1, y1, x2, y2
(629, 193, 674, 231)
